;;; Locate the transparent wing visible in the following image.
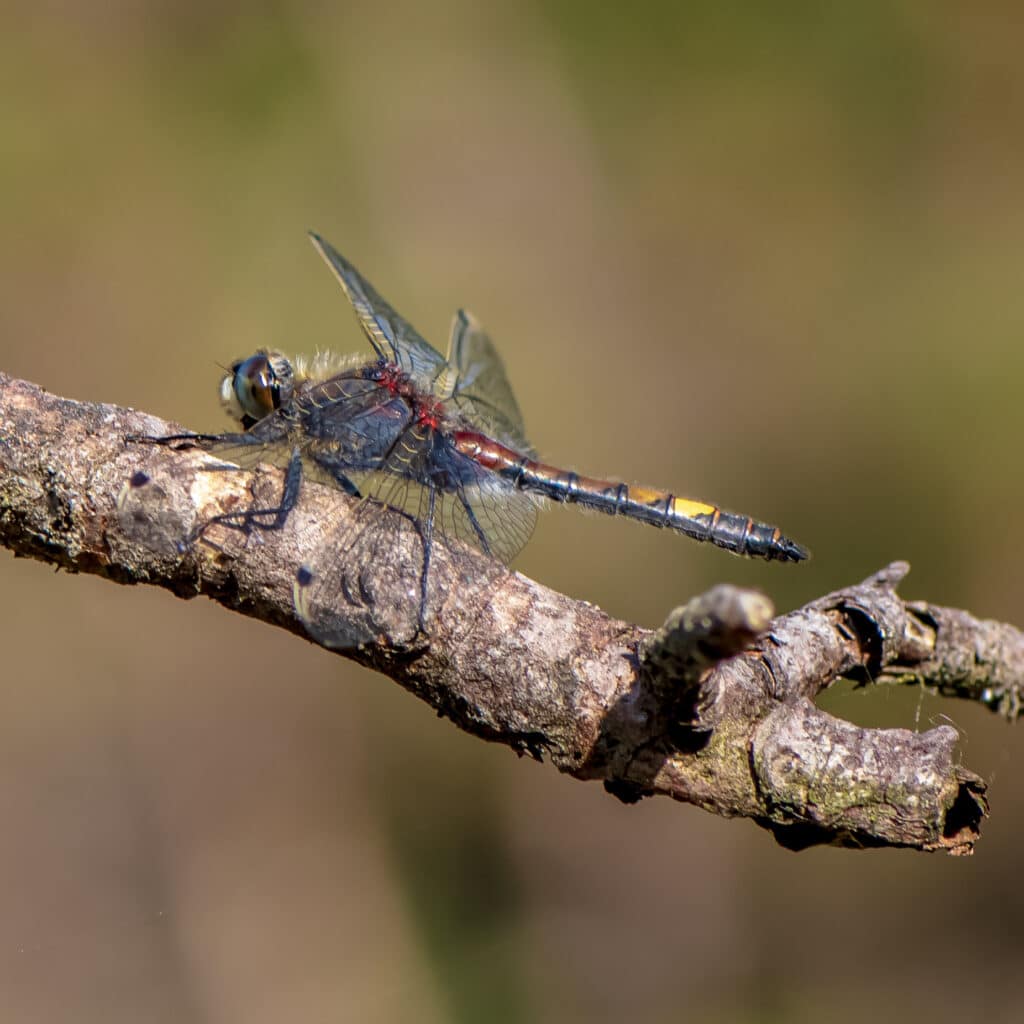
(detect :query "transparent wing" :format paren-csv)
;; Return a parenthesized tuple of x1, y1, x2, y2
(293, 495, 426, 649)
(360, 420, 537, 562)
(310, 234, 534, 456)
(292, 421, 538, 648)
(367, 468, 537, 565)
(437, 480, 537, 563)
(442, 309, 532, 453)
(309, 233, 448, 385)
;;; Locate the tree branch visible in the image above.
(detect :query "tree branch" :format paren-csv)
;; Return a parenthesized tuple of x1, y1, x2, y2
(2, 371, 1014, 854)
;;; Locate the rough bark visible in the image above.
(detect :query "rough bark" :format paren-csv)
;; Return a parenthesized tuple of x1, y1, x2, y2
(2, 370, 1015, 854)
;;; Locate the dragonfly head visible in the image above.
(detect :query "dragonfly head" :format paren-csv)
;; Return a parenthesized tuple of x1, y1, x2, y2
(220, 351, 295, 429)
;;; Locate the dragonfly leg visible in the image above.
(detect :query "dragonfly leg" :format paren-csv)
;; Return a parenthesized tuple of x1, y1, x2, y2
(312, 453, 363, 500)
(405, 485, 490, 640)
(126, 430, 254, 450)
(455, 492, 494, 557)
(187, 446, 304, 547)
(415, 485, 437, 636)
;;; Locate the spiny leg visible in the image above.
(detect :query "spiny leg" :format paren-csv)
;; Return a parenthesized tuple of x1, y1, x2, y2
(127, 430, 312, 549)
(185, 446, 305, 548)
(414, 485, 439, 636)
(126, 431, 250, 449)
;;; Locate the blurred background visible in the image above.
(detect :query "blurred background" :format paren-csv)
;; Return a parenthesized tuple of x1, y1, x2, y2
(2, 2, 1023, 1021)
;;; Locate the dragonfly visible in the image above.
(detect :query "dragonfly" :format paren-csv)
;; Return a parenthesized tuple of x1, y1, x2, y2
(130, 233, 808, 647)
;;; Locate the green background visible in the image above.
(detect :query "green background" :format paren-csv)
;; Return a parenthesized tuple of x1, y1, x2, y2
(2, 2, 1022, 1021)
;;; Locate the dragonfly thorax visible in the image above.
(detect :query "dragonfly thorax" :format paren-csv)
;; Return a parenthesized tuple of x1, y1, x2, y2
(367, 361, 447, 432)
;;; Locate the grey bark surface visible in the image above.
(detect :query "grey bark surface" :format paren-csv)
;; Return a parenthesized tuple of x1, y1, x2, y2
(3, 371, 1016, 854)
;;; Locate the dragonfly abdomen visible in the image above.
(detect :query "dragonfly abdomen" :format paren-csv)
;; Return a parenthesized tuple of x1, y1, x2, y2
(452, 432, 808, 563)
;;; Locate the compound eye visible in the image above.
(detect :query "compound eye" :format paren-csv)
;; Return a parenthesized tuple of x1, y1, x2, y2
(232, 355, 280, 422)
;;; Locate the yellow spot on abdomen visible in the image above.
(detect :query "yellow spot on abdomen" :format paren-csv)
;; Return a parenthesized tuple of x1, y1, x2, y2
(670, 496, 717, 519)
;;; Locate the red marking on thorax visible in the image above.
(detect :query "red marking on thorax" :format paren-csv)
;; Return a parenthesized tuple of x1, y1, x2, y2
(378, 364, 405, 394)
(416, 398, 443, 430)
(379, 362, 443, 430)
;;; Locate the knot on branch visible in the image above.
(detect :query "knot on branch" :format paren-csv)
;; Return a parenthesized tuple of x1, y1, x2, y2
(638, 584, 774, 731)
